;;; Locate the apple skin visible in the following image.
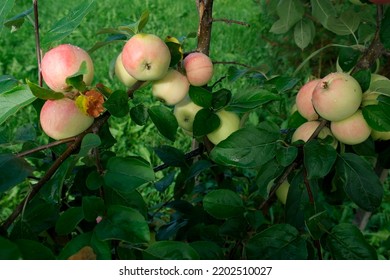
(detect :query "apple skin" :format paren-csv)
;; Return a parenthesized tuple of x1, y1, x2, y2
(40, 98, 94, 140)
(41, 44, 94, 92)
(292, 121, 338, 148)
(115, 52, 138, 87)
(173, 96, 202, 132)
(152, 69, 190, 105)
(121, 33, 171, 81)
(207, 109, 240, 145)
(295, 79, 320, 121)
(183, 52, 213, 86)
(276, 180, 290, 205)
(312, 72, 362, 121)
(330, 110, 371, 145)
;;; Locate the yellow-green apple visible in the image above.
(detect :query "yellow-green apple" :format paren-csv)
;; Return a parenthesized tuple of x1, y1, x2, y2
(295, 79, 320, 120)
(40, 98, 94, 140)
(183, 52, 213, 86)
(276, 180, 290, 205)
(173, 95, 202, 132)
(41, 44, 94, 92)
(114, 52, 138, 87)
(207, 109, 240, 145)
(330, 110, 371, 145)
(292, 120, 338, 148)
(312, 72, 362, 121)
(152, 69, 190, 105)
(121, 33, 171, 81)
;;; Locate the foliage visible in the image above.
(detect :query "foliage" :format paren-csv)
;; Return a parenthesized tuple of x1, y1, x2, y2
(0, 0, 389, 260)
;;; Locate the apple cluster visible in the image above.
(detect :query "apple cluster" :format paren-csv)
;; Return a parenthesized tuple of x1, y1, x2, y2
(40, 44, 97, 140)
(292, 72, 390, 146)
(114, 33, 240, 145)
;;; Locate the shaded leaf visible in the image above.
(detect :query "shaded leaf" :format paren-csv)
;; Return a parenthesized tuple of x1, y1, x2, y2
(104, 90, 129, 118)
(303, 140, 337, 179)
(0, 153, 33, 193)
(193, 108, 220, 137)
(203, 189, 244, 219)
(148, 105, 178, 141)
(55, 207, 84, 235)
(144, 241, 199, 260)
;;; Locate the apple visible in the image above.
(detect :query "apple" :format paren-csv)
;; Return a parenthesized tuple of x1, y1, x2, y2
(40, 98, 94, 140)
(41, 44, 94, 92)
(276, 180, 290, 205)
(330, 110, 371, 145)
(371, 130, 390, 141)
(312, 72, 362, 121)
(295, 79, 320, 121)
(173, 96, 202, 132)
(121, 33, 171, 81)
(114, 52, 138, 87)
(183, 52, 213, 86)
(152, 69, 190, 105)
(207, 109, 240, 145)
(292, 120, 338, 148)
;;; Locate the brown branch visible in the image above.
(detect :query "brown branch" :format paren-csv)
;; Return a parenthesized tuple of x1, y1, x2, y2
(212, 18, 250, 27)
(16, 137, 76, 158)
(33, 0, 43, 86)
(196, 0, 214, 55)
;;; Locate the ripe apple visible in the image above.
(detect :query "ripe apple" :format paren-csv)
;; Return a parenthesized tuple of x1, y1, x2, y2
(152, 69, 190, 105)
(41, 44, 94, 92)
(312, 72, 362, 121)
(330, 110, 371, 145)
(173, 96, 202, 132)
(40, 98, 94, 140)
(207, 109, 240, 145)
(295, 79, 320, 121)
(183, 52, 213, 86)
(114, 52, 138, 87)
(121, 33, 171, 81)
(292, 121, 338, 148)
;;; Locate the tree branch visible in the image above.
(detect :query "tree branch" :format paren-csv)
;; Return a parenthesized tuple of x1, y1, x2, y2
(196, 0, 214, 55)
(33, 0, 43, 86)
(212, 18, 250, 27)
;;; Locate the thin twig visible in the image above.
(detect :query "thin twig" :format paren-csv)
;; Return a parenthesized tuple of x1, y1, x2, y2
(16, 137, 76, 158)
(33, 0, 43, 86)
(213, 61, 253, 69)
(212, 18, 250, 27)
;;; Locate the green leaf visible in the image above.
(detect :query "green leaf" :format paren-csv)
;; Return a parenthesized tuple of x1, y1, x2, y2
(55, 207, 84, 235)
(0, 236, 21, 260)
(266, 76, 299, 93)
(352, 69, 371, 93)
(103, 156, 155, 192)
(362, 103, 390, 132)
(338, 47, 360, 72)
(41, 0, 96, 45)
(193, 108, 220, 137)
(148, 105, 178, 141)
(188, 86, 213, 108)
(270, 0, 304, 34)
(311, 0, 335, 28)
(15, 239, 55, 260)
(65, 61, 89, 91)
(229, 89, 280, 113)
(0, 75, 19, 94)
(0, 0, 14, 34)
(130, 104, 149, 125)
(203, 189, 244, 219)
(380, 7, 390, 49)
(335, 153, 383, 211)
(104, 187, 147, 218)
(276, 144, 298, 167)
(95, 205, 150, 244)
(154, 145, 186, 167)
(326, 11, 360, 36)
(166, 41, 182, 67)
(26, 79, 64, 100)
(78, 133, 101, 158)
(0, 153, 33, 193)
(210, 123, 279, 168)
(245, 224, 308, 260)
(211, 88, 232, 110)
(58, 232, 111, 260)
(3, 8, 32, 33)
(303, 140, 337, 179)
(104, 90, 129, 118)
(144, 241, 200, 260)
(326, 223, 377, 260)
(294, 19, 314, 50)
(82, 196, 105, 222)
(0, 84, 36, 125)
(190, 241, 224, 260)
(86, 170, 104, 190)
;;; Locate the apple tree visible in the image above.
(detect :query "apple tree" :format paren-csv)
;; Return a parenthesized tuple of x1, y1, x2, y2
(0, 0, 389, 260)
